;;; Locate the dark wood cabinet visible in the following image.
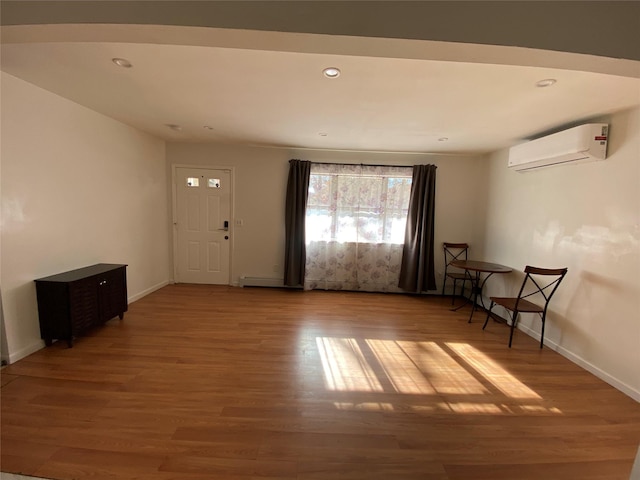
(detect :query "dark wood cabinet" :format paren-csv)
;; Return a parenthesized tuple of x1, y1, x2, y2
(35, 264, 128, 347)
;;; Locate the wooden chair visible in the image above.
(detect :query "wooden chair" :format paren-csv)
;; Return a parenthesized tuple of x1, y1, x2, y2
(483, 266, 568, 348)
(442, 243, 470, 305)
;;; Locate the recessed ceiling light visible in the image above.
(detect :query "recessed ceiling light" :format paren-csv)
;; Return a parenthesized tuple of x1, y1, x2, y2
(203, 125, 214, 130)
(536, 78, 557, 88)
(165, 124, 182, 132)
(323, 67, 341, 78)
(438, 137, 449, 142)
(112, 58, 132, 68)
(319, 132, 328, 137)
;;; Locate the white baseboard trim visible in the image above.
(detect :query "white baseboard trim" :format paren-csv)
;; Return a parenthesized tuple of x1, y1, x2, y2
(8, 339, 45, 364)
(239, 276, 285, 288)
(516, 322, 640, 402)
(128, 280, 169, 304)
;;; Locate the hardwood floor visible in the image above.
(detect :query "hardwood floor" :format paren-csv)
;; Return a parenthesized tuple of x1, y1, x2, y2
(2, 284, 639, 479)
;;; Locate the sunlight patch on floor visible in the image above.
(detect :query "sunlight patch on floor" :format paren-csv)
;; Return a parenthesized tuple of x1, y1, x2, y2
(365, 339, 438, 394)
(442, 402, 504, 414)
(316, 336, 563, 415)
(380, 340, 489, 395)
(333, 402, 395, 411)
(445, 342, 542, 400)
(316, 336, 383, 392)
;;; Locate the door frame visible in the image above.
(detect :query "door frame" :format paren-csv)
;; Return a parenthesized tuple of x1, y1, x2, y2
(171, 164, 236, 285)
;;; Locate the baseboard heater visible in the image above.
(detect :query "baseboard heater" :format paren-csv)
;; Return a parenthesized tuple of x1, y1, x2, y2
(239, 276, 285, 288)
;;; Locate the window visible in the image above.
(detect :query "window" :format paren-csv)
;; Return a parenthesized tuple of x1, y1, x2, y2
(302, 163, 414, 292)
(186, 177, 200, 187)
(306, 165, 412, 244)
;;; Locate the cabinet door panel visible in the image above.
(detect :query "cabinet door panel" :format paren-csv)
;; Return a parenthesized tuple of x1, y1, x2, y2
(98, 267, 128, 322)
(69, 279, 99, 332)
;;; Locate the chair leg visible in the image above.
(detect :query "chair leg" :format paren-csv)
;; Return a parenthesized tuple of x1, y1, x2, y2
(508, 311, 519, 348)
(451, 279, 459, 305)
(539, 313, 545, 349)
(482, 301, 494, 330)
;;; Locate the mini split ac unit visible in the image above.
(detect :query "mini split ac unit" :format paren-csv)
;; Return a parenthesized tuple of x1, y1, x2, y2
(508, 123, 609, 172)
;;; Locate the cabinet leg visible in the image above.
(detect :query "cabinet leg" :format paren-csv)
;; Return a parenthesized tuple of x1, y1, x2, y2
(44, 338, 53, 347)
(67, 338, 74, 348)
(119, 313, 124, 320)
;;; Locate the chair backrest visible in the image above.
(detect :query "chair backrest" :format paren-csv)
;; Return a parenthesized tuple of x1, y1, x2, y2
(443, 243, 469, 269)
(515, 266, 568, 311)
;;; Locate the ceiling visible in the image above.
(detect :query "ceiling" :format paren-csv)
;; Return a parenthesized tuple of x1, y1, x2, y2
(2, 24, 639, 155)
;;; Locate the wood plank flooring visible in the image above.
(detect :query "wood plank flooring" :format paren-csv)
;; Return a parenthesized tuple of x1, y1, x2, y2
(2, 284, 639, 479)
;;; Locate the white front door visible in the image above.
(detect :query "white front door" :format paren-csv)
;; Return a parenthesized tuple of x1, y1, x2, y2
(175, 167, 231, 284)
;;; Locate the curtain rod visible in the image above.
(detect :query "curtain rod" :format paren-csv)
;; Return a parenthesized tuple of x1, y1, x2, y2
(313, 162, 414, 169)
(290, 159, 415, 169)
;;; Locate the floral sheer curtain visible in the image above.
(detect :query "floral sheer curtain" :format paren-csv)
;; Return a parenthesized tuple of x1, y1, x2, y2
(304, 163, 413, 292)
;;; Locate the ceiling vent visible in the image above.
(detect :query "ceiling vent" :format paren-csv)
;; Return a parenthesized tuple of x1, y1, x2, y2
(508, 123, 608, 172)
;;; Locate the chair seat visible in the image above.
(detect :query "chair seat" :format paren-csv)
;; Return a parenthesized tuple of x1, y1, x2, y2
(446, 272, 468, 280)
(490, 297, 542, 313)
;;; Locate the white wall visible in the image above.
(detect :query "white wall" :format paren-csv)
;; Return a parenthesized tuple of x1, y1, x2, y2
(0, 73, 171, 363)
(482, 106, 640, 400)
(166, 143, 488, 289)
(4, 72, 637, 405)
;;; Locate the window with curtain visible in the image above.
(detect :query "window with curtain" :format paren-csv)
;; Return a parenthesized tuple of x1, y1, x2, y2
(304, 163, 413, 292)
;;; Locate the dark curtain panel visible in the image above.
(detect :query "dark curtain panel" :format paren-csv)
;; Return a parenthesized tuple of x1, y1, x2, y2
(398, 164, 437, 293)
(284, 159, 311, 286)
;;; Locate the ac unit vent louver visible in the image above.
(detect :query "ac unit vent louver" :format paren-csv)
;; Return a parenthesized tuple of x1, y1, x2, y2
(508, 123, 608, 172)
